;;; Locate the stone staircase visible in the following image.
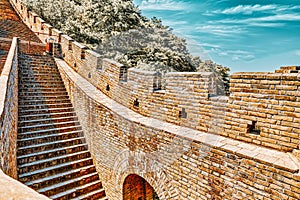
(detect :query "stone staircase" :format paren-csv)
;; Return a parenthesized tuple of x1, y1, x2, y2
(17, 53, 108, 200)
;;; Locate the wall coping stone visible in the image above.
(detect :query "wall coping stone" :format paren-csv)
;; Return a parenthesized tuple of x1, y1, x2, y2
(52, 28, 63, 34)
(102, 58, 123, 67)
(0, 37, 18, 115)
(43, 23, 52, 29)
(128, 68, 160, 76)
(61, 34, 73, 41)
(73, 41, 86, 49)
(86, 49, 101, 57)
(166, 72, 213, 77)
(55, 57, 300, 174)
(36, 17, 45, 23)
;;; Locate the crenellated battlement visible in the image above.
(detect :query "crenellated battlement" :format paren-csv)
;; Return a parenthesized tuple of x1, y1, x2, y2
(9, 0, 300, 154)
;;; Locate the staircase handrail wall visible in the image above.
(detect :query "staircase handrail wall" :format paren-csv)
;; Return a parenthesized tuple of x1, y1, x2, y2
(0, 37, 19, 178)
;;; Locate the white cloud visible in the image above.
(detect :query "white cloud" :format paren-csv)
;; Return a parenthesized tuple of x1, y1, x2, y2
(138, 0, 187, 11)
(219, 4, 278, 15)
(195, 25, 245, 36)
(253, 14, 300, 22)
(229, 50, 255, 61)
(219, 13, 300, 24)
(209, 48, 255, 61)
(162, 20, 188, 26)
(247, 22, 285, 27)
(212, 4, 300, 15)
(200, 43, 221, 48)
(295, 50, 300, 56)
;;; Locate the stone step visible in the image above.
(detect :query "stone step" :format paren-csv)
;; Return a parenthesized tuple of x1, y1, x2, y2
(17, 128, 82, 147)
(19, 74, 62, 80)
(50, 180, 102, 200)
(17, 136, 85, 156)
(19, 79, 64, 84)
(19, 83, 65, 90)
(19, 91, 67, 97)
(19, 72, 61, 77)
(20, 60, 55, 64)
(18, 94, 70, 101)
(25, 165, 95, 190)
(38, 172, 99, 197)
(19, 107, 74, 116)
(18, 86, 66, 91)
(19, 76, 63, 81)
(21, 55, 52, 59)
(20, 66, 59, 71)
(20, 55, 53, 60)
(19, 98, 70, 105)
(19, 102, 73, 110)
(20, 62, 55, 66)
(18, 87, 66, 93)
(19, 67, 58, 71)
(18, 87, 66, 92)
(18, 157, 94, 182)
(19, 115, 77, 127)
(18, 143, 87, 165)
(18, 111, 76, 122)
(17, 125, 81, 139)
(71, 189, 107, 200)
(21, 55, 53, 59)
(19, 64, 56, 68)
(19, 69, 59, 74)
(18, 150, 90, 175)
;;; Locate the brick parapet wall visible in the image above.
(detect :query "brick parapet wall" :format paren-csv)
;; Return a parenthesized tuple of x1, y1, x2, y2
(0, 37, 19, 178)
(229, 72, 300, 151)
(56, 58, 300, 199)
(9, 0, 300, 151)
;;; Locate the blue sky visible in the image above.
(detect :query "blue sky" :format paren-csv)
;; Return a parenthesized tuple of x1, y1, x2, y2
(133, 0, 300, 73)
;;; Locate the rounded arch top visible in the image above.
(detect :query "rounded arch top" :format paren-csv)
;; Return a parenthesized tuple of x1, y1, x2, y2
(123, 174, 159, 200)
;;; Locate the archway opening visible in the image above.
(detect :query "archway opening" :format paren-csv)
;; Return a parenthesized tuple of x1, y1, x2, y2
(123, 174, 159, 200)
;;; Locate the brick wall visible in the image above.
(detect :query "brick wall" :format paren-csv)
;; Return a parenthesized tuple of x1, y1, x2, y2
(0, 37, 19, 178)
(228, 72, 300, 151)
(57, 59, 300, 199)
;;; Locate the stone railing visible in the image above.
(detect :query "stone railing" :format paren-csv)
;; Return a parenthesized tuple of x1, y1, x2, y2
(0, 37, 19, 178)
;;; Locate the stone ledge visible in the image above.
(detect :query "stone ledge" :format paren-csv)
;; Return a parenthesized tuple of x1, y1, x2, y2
(0, 170, 49, 200)
(128, 68, 160, 76)
(0, 37, 18, 115)
(166, 72, 213, 77)
(55, 58, 300, 174)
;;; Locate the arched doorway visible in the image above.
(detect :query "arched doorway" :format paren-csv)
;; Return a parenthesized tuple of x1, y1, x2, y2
(123, 174, 159, 200)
